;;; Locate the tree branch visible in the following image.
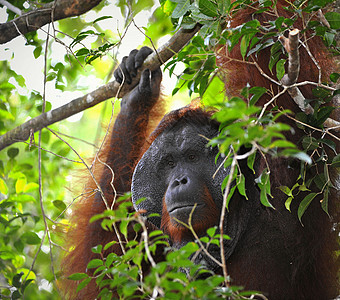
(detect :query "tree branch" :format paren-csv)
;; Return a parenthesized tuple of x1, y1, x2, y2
(279, 29, 314, 114)
(0, 0, 103, 44)
(280, 28, 300, 86)
(0, 24, 201, 151)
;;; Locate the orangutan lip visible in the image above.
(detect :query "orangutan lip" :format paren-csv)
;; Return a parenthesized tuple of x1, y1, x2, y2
(168, 203, 203, 214)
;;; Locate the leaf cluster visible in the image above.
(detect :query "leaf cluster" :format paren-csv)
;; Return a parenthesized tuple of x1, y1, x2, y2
(68, 201, 260, 299)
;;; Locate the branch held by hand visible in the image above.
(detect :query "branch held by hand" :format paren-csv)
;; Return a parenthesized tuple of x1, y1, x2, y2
(0, 24, 201, 151)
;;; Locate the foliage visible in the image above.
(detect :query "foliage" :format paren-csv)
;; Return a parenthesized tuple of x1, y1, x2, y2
(0, 62, 74, 299)
(68, 199, 259, 299)
(0, 0, 339, 299)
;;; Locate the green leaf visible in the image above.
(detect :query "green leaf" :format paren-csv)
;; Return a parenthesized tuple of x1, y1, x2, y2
(12, 272, 23, 288)
(22, 279, 34, 292)
(7, 147, 19, 158)
(93, 16, 113, 24)
(276, 58, 286, 80)
(218, 0, 231, 14)
(269, 42, 282, 71)
(237, 174, 247, 199)
(298, 193, 317, 224)
(33, 46, 42, 59)
(21, 232, 41, 245)
(331, 154, 340, 167)
(202, 76, 226, 107)
(302, 136, 319, 151)
(149, 230, 164, 238)
(179, 16, 197, 29)
(0, 178, 8, 194)
(240, 34, 251, 59)
(198, 0, 219, 17)
(46, 72, 57, 82)
(76, 277, 91, 293)
(270, 140, 296, 148)
(247, 152, 256, 173)
(163, 0, 177, 15)
(76, 48, 90, 57)
(226, 185, 237, 209)
(104, 241, 117, 251)
(68, 273, 89, 280)
(53, 200, 67, 211)
(316, 106, 334, 126)
(0, 82, 15, 91)
(0, 108, 14, 120)
(325, 12, 340, 30)
(91, 245, 102, 254)
(285, 196, 293, 212)
(105, 252, 116, 267)
(16, 194, 36, 203)
(249, 86, 267, 106)
(329, 72, 340, 83)
(87, 259, 103, 269)
(120, 219, 128, 238)
(23, 182, 39, 193)
(324, 31, 335, 46)
(207, 227, 217, 237)
(275, 16, 285, 30)
(260, 186, 274, 208)
(172, 0, 190, 18)
(256, 170, 274, 208)
(321, 188, 330, 216)
(279, 185, 292, 197)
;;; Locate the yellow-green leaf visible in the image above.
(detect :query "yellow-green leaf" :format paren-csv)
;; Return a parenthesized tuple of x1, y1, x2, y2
(285, 196, 293, 212)
(15, 176, 27, 194)
(0, 178, 8, 194)
(24, 182, 39, 193)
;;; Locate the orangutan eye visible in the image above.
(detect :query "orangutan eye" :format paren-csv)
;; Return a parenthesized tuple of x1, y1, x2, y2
(188, 154, 196, 161)
(164, 155, 175, 167)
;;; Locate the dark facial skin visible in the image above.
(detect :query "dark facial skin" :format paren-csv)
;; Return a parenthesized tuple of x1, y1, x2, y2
(156, 123, 221, 223)
(132, 120, 229, 242)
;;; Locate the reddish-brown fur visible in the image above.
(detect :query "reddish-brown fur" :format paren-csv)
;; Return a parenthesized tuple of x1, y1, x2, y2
(161, 186, 219, 243)
(62, 1, 339, 299)
(216, 1, 339, 298)
(61, 96, 166, 299)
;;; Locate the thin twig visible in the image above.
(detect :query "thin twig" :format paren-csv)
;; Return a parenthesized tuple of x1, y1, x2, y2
(0, 0, 22, 15)
(47, 128, 128, 255)
(174, 205, 223, 268)
(24, 24, 56, 287)
(219, 155, 236, 286)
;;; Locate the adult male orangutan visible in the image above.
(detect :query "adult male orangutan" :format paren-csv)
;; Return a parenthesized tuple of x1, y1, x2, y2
(62, 1, 339, 299)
